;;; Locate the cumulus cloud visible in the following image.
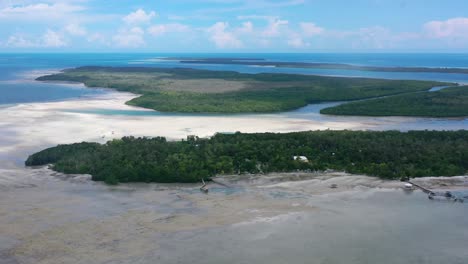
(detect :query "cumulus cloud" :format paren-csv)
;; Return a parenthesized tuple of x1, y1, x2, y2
(5, 35, 36, 48)
(65, 23, 87, 36)
(147, 23, 190, 36)
(207, 22, 242, 48)
(113, 27, 145, 47)
(287, 35, 309, 48)
(87, 32, 109, 45)
(262, 19, 288, 37)
(300, 22, 324, 37)
(4, 30, 67, 48)
(123, 9, 156, 24)
(42, 29, 67, 47)
(424, 17, 468, 38)
(237, 21, 254, 34)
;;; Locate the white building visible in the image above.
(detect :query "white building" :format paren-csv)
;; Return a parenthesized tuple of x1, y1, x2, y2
(293, 156, 309, 162)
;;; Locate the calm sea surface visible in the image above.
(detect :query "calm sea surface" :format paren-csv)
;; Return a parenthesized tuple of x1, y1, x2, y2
(0, 54, 467, 264)
(2, 53, 468, 104)
(0, 53, 467, 130)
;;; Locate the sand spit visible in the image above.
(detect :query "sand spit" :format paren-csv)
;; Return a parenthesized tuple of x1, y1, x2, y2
(1, 87, 467, 263)
(0, 91, 367, 168)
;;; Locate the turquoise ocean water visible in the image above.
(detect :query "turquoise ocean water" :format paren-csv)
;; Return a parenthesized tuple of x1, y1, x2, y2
(2, 53, 468, 105)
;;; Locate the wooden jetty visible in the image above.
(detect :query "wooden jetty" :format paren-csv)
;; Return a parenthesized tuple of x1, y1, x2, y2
(211, 178, 233, 188)
(407, 181, 435, 195)
(200, 179, 209, 193)
(408, 181, 464, 203)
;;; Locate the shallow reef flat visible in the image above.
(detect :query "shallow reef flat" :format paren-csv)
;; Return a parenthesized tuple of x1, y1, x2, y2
(1, 168, 467, 264)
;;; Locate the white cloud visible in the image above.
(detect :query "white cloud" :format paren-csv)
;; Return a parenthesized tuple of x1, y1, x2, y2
(131, 27, 144, 35)
(42, 29, 66, 47)
(4, 30, 67, 48)
(113, 27, 145, 47)
(5, 35, 36, 48)
(424, 17, 468, 38)
(0, 3, 85, 21)
(65, 23, 87, 36)
(87, 32, 107, 44)
(237, 21, 254, 34)
(123, 9, 156, 24)
(147, 25, 166, 36)
(147, 23, 190, 36)
(300, 22, 324, 37)
(262, 19, 288, 37)
(207, 22, 242, 49)
(287, 35, 309, 48)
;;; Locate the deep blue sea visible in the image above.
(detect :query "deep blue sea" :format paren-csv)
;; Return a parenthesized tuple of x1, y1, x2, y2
(2, 53, 468, 105)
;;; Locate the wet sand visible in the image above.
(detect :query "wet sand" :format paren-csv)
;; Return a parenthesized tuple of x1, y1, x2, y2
(1, 89, 466, 169)
(0, 90, 369, 170)
(1, 168, 467, 264)
(0, 90, 467, 264)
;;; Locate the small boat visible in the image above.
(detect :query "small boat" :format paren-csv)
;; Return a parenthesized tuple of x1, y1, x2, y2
(404, 183, 414, 190)
(330, 184, 338, 189)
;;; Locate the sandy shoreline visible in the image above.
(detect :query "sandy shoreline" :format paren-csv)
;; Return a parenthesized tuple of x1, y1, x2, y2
(0, 90, 366, 167)
(0, 87, 466, 191)
(1, 88, 466, 167)
(0, 83, 467, 263)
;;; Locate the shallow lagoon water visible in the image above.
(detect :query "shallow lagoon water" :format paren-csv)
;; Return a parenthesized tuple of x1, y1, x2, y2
(2, 53, 468, 107)
(154, 191, 468, 264)
(62, 100, 468, 131)
(0, 53, 468, 263)
(1, 168, 467, 264)
(2, 53, 467, 132)
(0, 80, 107, 105)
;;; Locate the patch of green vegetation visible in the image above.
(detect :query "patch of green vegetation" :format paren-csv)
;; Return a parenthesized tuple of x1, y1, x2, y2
(320, 86, 468, 117)
(174, 58, 468, 74)
(36, 66, 449, 113)
(26, 130, 468, 183)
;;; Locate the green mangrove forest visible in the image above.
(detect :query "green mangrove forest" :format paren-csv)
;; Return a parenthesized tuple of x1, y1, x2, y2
(321, 86, 468, 117)
(26, 130, 468, 184)
(36, 66, 450, 114)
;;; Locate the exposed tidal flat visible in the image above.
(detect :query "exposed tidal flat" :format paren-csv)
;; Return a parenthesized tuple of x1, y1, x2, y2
(1, 90, 468, 263)
(1, 167, 468, 264)
(1, 89, 467, 171)
(1, 54, 468, 263)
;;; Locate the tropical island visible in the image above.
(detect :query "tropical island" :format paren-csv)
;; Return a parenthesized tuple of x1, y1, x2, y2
(36, 66, 454, 114)
(26, 130, 468, 184)
(168, 57, 468, 74)
(321, 86, 468, 117)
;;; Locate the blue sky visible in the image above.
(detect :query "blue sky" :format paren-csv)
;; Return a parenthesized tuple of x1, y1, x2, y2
(1, 0, 468, 52)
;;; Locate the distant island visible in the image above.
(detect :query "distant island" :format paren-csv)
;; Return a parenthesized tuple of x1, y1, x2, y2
(168, 57, 468, 74)
(26, 131, 468, 184)
(36, 66, 452, 114)
(321, 86, 468, 117)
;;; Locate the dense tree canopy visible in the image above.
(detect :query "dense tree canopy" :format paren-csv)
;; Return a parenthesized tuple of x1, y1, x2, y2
(26, 130, 468, 184)
(321, 86, 468, 117)
(36, 66, 448, 113)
